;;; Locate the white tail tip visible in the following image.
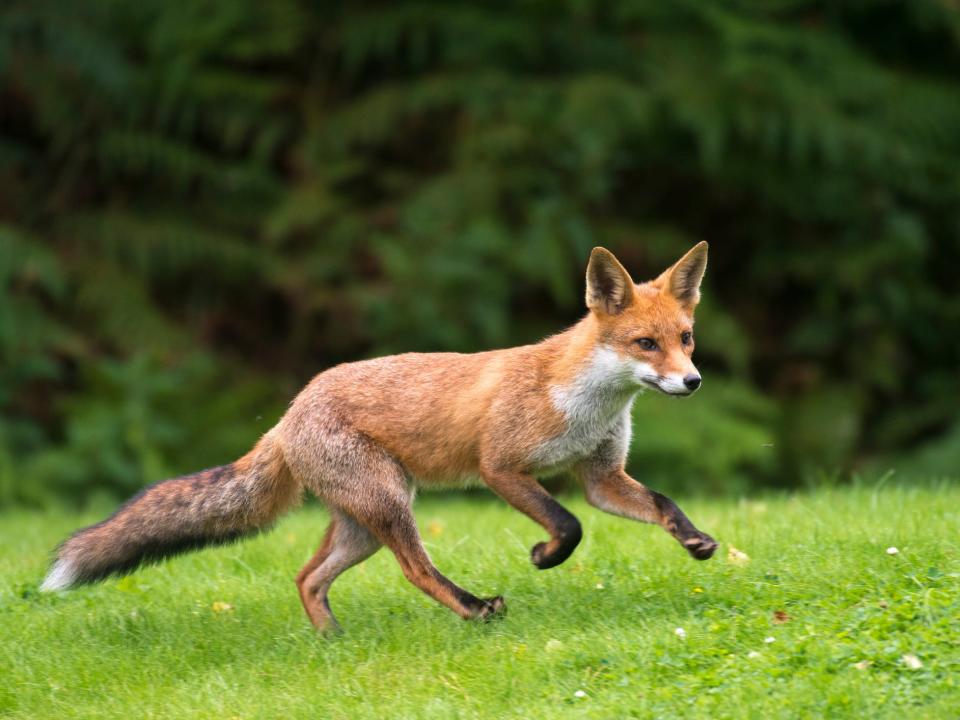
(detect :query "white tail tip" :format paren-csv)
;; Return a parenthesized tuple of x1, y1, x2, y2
(41, 559, 77, 592)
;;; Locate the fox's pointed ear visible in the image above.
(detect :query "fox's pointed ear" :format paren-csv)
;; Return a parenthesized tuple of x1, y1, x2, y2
(586, 247, 635, 315)
(658, 241, 708, 308)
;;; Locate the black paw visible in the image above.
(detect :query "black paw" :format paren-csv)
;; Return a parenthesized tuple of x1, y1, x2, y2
(683, 533, 718, 560)
(531, 541, 550, 568)
(530, 524, 582, 570)
(531, 541, 569, 570)
(477, 595, 507, 621)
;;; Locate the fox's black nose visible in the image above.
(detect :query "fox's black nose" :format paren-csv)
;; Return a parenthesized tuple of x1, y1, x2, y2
(683, 374, 702, 391)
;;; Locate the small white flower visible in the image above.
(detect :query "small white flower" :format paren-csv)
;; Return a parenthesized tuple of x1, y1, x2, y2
(901, 654, 923, 670)
(886, 547, 899, 555)
(764, 636, 776, 644)
(573, 690, 587, 698)
(748, 651, 761, 658)
(674, 627, 687, 639)
(595, 582, 604, 590)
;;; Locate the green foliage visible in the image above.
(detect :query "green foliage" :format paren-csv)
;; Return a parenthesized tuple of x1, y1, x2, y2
(0, 353, 282, 507)
(2, 0, 959, 504)
(628, 378, 776, 495)
(871, 420, 960, 481)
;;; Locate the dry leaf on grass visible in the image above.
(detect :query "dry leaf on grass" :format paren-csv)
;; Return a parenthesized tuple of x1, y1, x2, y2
(773, 610, 791, 624)
(727, 546, 750, 564)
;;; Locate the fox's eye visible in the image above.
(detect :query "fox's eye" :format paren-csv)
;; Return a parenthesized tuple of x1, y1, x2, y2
(681, 331, 693, 346)
(636, 338, 658, 351)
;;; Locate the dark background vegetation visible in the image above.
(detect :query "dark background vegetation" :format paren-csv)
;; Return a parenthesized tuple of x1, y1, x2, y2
(2, 0, 959, 507)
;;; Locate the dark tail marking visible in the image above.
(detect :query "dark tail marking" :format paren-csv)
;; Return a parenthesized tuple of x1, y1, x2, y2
(42, 436, 300, 591)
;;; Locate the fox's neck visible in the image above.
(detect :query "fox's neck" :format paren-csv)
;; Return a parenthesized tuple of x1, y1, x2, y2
(544, 316, 638, 425)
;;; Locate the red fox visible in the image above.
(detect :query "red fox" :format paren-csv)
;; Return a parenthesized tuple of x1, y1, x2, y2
(42, 243, 718, 631)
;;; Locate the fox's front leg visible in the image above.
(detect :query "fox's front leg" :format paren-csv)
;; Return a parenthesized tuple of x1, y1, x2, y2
(581, 468, 718, 560)
(481, 468, 583, 569)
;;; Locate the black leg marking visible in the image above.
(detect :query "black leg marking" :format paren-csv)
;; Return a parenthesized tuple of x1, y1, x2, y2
(531, 511, 582, 569)
(653, 491, 718, 560)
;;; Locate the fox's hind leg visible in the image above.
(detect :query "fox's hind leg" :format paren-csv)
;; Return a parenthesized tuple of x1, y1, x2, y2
(290, 428, 505, 625)
(345, 483, 505, 622)
(296, 510, 381, 632)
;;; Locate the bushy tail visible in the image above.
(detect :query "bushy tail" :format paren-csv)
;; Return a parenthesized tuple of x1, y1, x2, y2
(41, 431, 301, 592)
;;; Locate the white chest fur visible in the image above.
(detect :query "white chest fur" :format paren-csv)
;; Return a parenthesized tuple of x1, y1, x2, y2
(530, 346, 639, 474)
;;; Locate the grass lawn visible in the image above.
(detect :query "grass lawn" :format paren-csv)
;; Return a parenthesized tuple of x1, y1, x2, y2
(1, 480, 958, 719)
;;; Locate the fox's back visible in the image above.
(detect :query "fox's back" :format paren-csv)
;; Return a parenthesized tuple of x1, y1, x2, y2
(280, 348, 547, 484)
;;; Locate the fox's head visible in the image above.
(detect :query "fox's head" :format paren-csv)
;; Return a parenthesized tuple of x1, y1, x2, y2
(584, 242, 708, 397)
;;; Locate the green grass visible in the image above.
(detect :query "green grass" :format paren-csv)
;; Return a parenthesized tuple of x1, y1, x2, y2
(2, 481, 958, 719)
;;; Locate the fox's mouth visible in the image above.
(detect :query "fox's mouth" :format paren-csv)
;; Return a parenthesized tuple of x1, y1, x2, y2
(639, 377, 695, 397)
